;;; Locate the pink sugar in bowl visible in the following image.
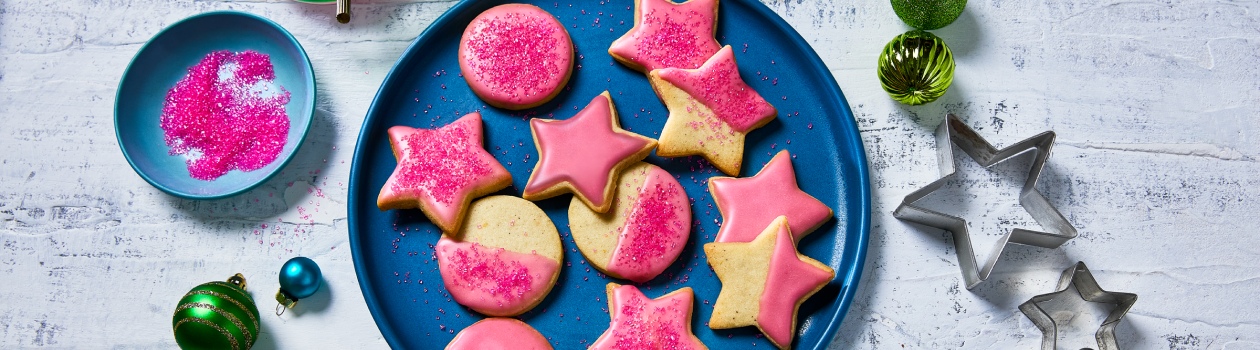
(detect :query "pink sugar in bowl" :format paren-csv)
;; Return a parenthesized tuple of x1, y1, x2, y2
(114, 11, 315, 199)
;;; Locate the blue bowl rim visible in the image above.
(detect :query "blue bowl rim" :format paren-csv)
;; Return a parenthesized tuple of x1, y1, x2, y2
(113, 10, 317, 200)
(347, 0, 872, 349)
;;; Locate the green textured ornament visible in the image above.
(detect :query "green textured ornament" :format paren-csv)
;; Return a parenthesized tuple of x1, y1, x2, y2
(878, 30, 955, 106)
(172, 274, 260, 350)
(891, 0, 967, 30)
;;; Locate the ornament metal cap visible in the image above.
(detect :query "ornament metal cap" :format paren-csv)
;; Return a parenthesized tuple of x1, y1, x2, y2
(275, 290, 298, 316)
(228, 273, 248, 290)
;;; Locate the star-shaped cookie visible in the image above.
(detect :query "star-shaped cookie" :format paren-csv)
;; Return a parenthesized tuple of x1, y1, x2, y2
(524, 92, 657, 213)
(709, 150, 832, 243)
(591, 283, 707, 350)
(648, 45, 776, 176)
(704, 216, 834, 349)
(608, 0, 721, 73)
(377, 112, 512, 233)
(1019, 262, 1137, 350)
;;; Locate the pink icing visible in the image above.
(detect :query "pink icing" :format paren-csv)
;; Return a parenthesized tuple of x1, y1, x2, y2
(591, 285, 704, 350)
(526, 93, 652, 208)
(160, 50, 291, 180)
(378, 113, 511, 229)
(606, 166, 690, 283)
(711, 150, 831, 243)
(459, 4, 572, 107)
(435, 237, 559, 316)
(756, 221, 834, 347)
(655, 46, 776, 133)
(609, 0, 720, 72)
(447, 318, 552, 350)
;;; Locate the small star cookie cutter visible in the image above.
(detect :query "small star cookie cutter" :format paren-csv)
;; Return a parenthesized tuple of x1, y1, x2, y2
(893, 114, 1077, 289)
(1018, 261, 1138, 350)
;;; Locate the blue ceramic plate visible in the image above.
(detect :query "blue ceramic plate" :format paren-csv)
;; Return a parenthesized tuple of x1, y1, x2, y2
(349, 0, 869, 349)
(115, 11, 315, 199)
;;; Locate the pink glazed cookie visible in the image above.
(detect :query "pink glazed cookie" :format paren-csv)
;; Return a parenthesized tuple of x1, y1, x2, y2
(703, 216, 834, 349)
(459, 4, 574, 110)
(590, 284, 707, 350)
(709, 150, 832, 243)
(446, 318, 553, 350)
(377, 112, 512, 233)
(569, 162, 691, 283)
(524, 92, 657, 213)
(648, 45, 777, 176)
(608, 0, 721, 73)
(436, 195, 563, 317)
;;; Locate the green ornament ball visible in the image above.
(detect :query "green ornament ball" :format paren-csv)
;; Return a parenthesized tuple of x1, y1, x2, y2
(878, 30, 956, 106)
(172, 274, 260, 350)
(891, 0, 967, 30)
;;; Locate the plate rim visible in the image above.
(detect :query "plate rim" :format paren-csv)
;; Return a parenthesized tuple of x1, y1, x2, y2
(347, 0, 872, 348)
(113, 10, 317, 200)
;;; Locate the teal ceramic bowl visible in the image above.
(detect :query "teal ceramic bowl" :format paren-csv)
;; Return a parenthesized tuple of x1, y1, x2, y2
(115, 11, 315, 199)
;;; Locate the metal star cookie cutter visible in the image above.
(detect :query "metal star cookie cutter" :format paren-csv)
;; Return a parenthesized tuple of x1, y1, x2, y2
(1018, 261, 1138, 350)
(893, 114, 1077, 289)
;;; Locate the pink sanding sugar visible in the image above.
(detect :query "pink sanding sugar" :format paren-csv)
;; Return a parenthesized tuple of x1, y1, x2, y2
(676, 57, 765, 132)
(392, 122, 492, 205)
(464, 11, 564, 100)
(447, 242, 535, 301)
(633, 9, 712, 71)
(609, 294, 693, 350)
(160, 50, 291, 180)
(615, 183, 683, 269)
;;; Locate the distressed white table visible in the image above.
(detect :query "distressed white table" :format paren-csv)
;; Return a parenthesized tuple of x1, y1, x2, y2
(2, 0, 1257, 348)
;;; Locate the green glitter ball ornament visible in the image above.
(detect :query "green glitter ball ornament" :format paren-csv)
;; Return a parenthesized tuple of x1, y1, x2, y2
(891, 0, 967, 30)
(878, 30, 955, 106)
(172, 274, 260, 350)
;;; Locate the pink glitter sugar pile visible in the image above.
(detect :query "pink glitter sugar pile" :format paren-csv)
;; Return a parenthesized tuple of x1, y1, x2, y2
(465, 12, 563, 99)
(393, 123, 492, 205)
(616, 183, 683, 268)
(160, 50, 291, 180)
(447, 242, 535, 301)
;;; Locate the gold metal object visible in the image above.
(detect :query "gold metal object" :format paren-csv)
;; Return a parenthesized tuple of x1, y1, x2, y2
(336, 0, 351, 23)
(227, 273, 248, 290)
(275, 290, 298, 316)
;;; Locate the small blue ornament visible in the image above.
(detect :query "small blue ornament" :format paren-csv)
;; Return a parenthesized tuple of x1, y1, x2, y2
(275, 257, 322, 315)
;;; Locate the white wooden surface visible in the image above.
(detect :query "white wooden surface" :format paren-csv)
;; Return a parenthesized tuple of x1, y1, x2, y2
(2, 0, 1257, 348)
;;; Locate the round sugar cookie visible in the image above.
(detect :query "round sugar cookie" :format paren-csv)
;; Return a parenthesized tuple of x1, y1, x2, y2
(458, 4, 573, 110)
(569, 162, 691, 283)
(435, 195, 563, 317)
(446, 318, 552, 350)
